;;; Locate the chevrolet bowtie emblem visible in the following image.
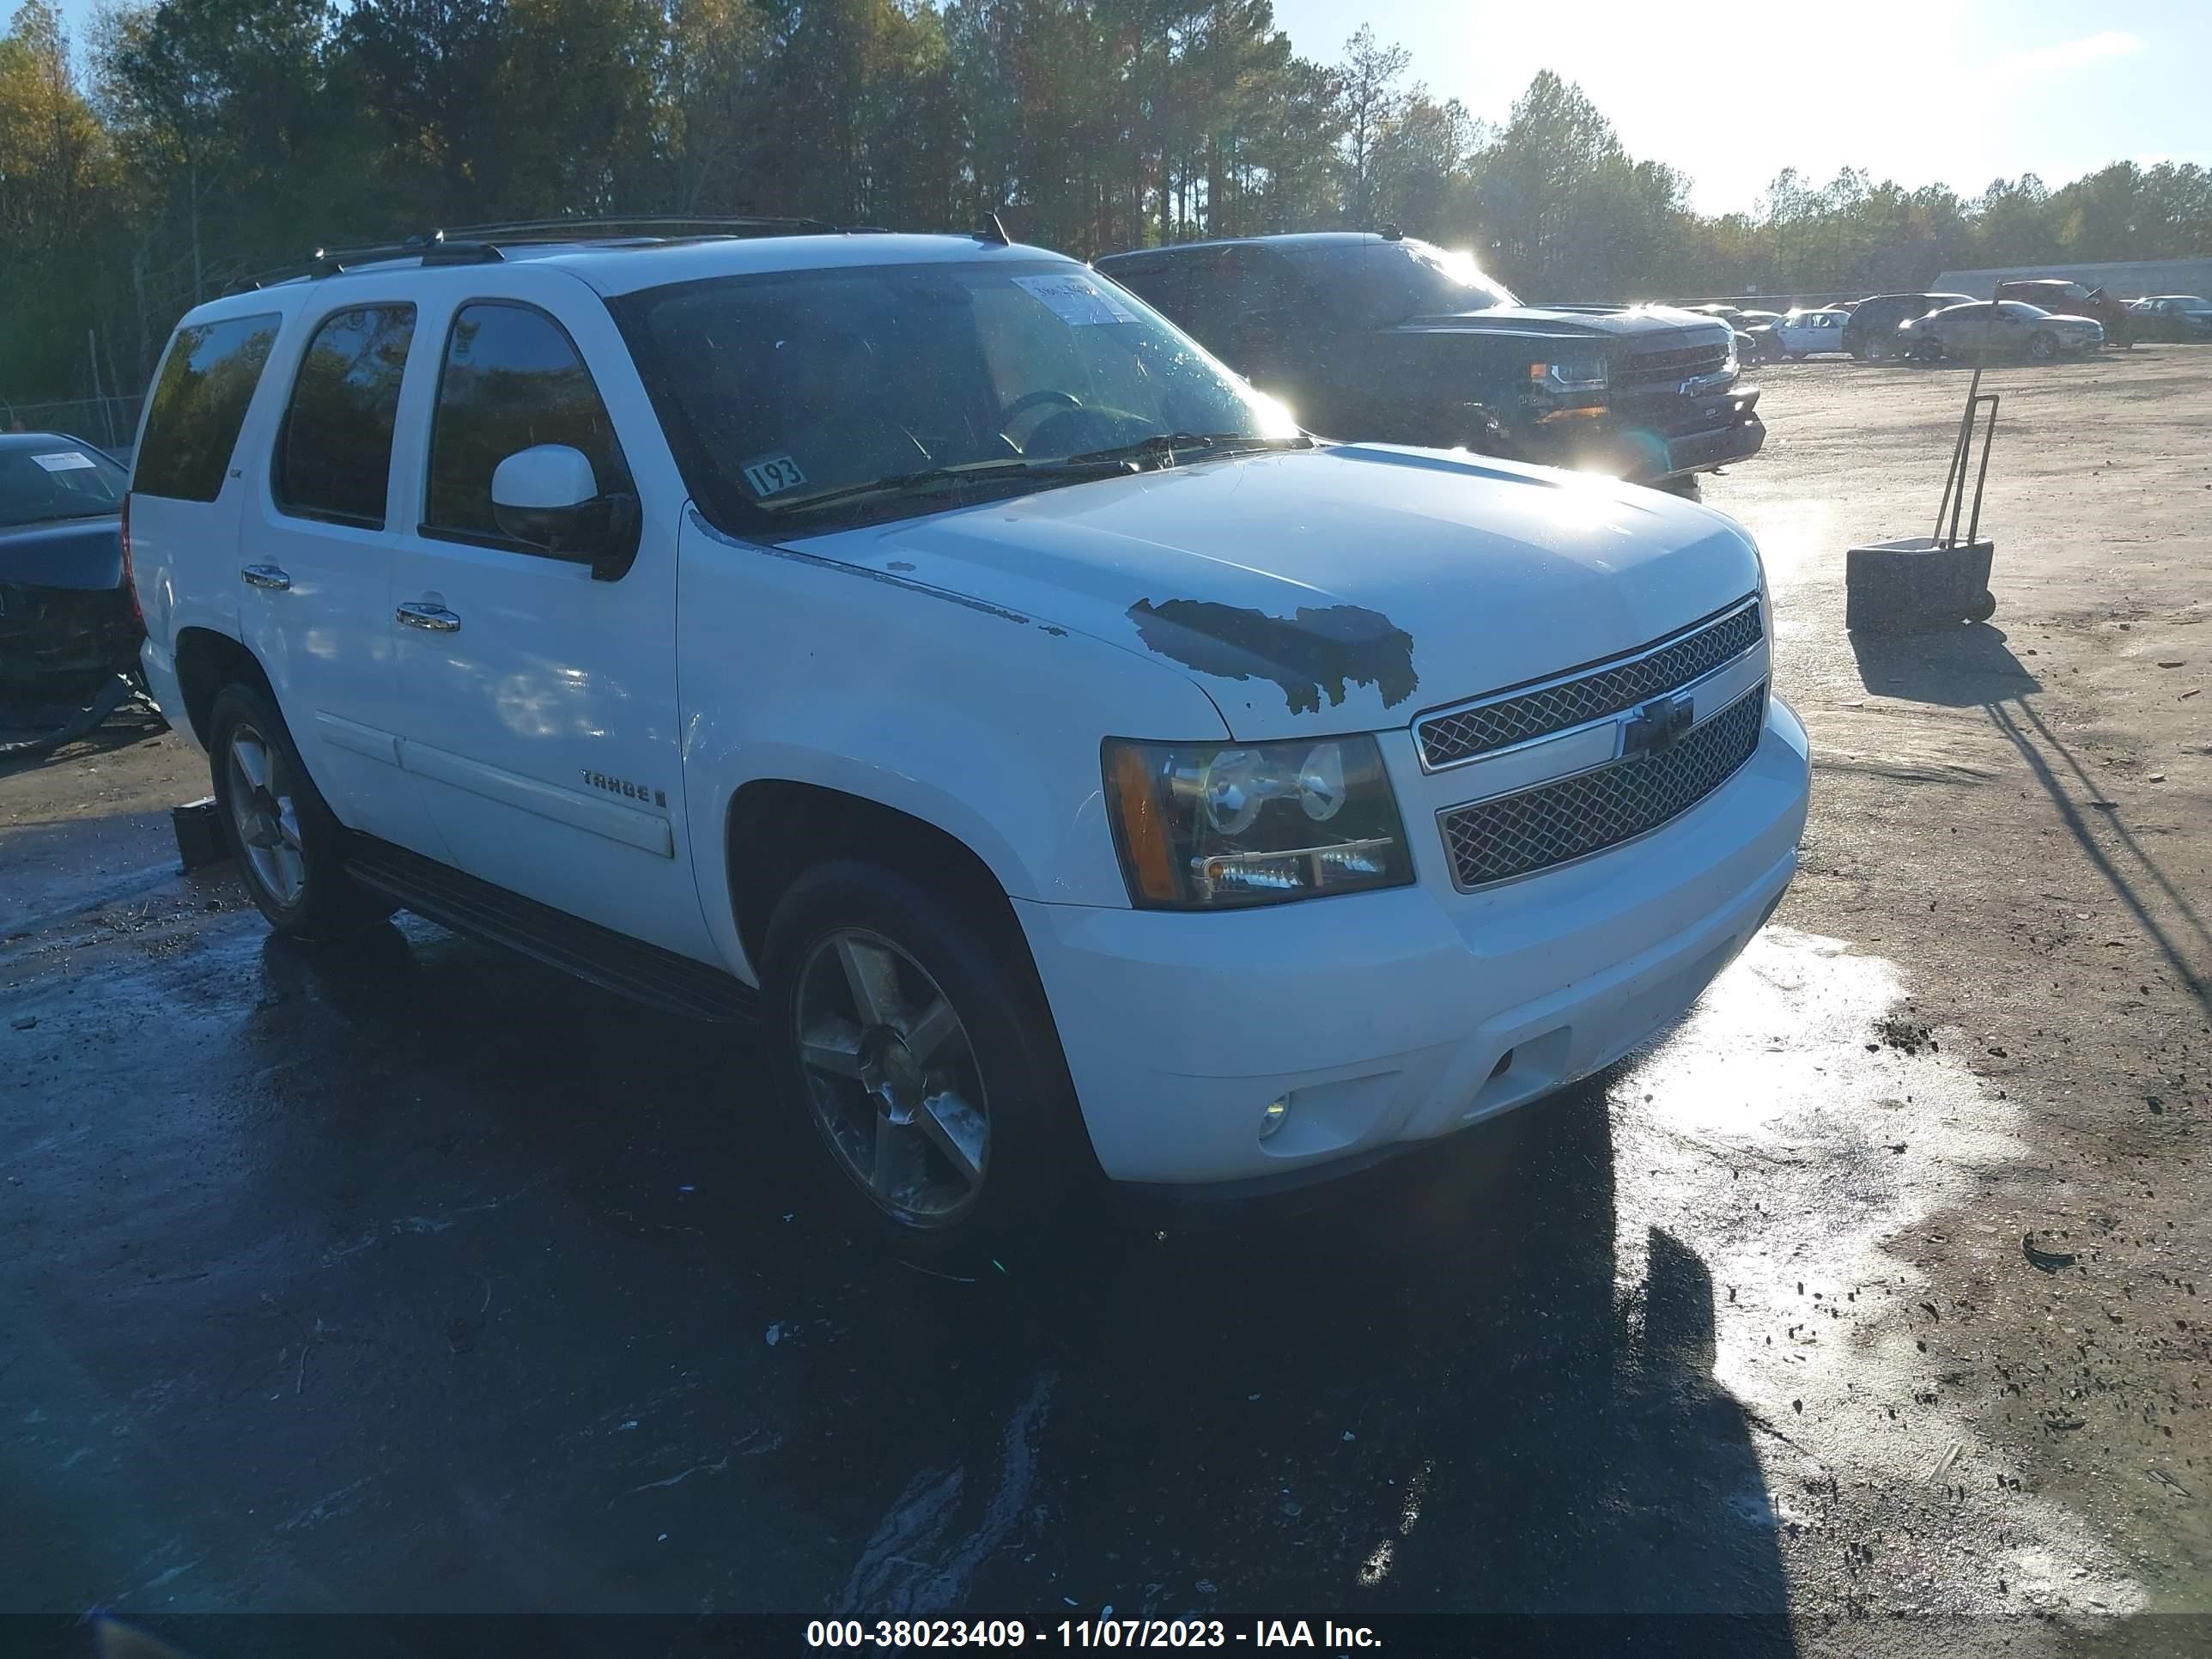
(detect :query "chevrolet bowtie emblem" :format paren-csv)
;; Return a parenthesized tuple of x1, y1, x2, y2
(1622, 692, 1694, 758)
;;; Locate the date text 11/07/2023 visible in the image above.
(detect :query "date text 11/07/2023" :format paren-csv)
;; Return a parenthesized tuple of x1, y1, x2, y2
(805, 1620, 1383, 1650)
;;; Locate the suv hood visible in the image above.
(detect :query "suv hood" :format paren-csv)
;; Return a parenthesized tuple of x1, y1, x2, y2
(784, 446, 1764, 740)
(1389, 305, 1732, 347)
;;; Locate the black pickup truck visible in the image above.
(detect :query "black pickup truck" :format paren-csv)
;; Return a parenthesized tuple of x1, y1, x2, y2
(1094, 232, 1763, 488)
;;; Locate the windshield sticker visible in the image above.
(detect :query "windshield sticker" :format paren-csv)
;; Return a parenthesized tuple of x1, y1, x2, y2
(741, 453, 809, 497)
(1013, 274, 1139, 327)
(31, 451, 97, 472)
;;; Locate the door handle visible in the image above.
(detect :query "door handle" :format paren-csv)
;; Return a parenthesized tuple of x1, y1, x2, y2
(395, 601, 461, 633)
(240, 563, 290, 591)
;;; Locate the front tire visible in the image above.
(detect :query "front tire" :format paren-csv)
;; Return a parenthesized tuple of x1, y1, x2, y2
(208, 684, 392, 939)
(2028, 331, 2057, 362)
(760, 860, 1091, 1257)
(1912, 335, 1944, 363)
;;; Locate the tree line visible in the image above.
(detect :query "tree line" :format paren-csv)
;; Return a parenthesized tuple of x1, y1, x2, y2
(4, 0, 2209, 407)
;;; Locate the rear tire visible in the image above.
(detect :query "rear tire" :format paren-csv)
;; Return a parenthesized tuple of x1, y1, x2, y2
(207, 683, 394, 939)
(759, 860, 1093, 1261)
(1862, 335, 1886, 362)
(1967, 590, 1997, 623)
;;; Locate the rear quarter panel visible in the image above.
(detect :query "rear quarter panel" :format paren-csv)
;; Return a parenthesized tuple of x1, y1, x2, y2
(126, 294, 308, 719)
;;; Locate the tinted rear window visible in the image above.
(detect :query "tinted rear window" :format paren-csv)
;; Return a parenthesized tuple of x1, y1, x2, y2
(274, 305, 416, 528)
(133, 313, 282, 502)
(1276, 240, 1518, 328)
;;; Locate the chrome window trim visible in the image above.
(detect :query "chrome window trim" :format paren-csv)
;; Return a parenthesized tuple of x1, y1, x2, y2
(1413, 592, 1764, 774)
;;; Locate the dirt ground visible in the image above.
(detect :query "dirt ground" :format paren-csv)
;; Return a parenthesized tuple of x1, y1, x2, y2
(0, 345, 2206, 1656)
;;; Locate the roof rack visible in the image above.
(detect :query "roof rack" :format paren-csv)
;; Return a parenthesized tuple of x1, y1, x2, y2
(225, 215, 842, 295)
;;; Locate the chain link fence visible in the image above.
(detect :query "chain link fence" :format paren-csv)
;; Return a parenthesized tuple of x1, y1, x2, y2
(0, 395, 144, 457)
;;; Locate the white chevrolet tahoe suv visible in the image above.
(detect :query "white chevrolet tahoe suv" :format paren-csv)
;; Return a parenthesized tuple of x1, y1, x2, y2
(127, 222, 1810, 1250)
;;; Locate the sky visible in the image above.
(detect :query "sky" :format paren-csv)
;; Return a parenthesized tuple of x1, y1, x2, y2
(1270, 0, 2212, 214)
(39, 0, 2211, 217)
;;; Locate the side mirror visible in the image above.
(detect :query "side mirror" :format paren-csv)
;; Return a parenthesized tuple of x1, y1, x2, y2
(490, 444, 638, 575)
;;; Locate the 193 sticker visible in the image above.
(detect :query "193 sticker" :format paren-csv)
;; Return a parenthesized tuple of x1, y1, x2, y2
(743, 453, 809, 496)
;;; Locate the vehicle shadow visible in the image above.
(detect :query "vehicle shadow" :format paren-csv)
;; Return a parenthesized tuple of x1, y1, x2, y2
(1846, 621, 2042, 707)
(196, 927, 1800, 1635)
(959, 1093, 1794, 1639)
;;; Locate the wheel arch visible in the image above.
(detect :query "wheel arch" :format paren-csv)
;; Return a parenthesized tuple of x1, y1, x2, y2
(724, 778, 1034, 990)
(173, 625, 273, 750)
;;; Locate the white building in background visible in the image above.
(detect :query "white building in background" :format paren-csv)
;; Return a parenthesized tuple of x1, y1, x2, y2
(1934, 257, 2212, 299)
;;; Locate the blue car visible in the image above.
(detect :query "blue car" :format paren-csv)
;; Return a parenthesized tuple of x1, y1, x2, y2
(0, 432, 140, 700)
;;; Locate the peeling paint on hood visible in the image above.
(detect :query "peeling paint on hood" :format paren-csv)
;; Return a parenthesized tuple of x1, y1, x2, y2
(1125, 598, 1418, 716)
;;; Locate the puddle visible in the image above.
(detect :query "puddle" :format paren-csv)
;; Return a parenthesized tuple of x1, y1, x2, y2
(1611, 926, 2146, 1620)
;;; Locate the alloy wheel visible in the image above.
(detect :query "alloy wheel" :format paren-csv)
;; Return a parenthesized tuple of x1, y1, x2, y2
(793, 928, 990, 1227)
(226, 725, 307, 908)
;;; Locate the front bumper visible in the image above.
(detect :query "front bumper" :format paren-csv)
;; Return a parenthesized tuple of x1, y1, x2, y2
(1018, 696, 1810, 1185)
(1521, 388, 1765, 483)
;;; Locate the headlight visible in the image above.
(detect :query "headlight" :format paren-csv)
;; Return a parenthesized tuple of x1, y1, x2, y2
(1721, 335, 1740, 374)
(1103, 734, 1413, 908)
(1530, 356, 1608, 392)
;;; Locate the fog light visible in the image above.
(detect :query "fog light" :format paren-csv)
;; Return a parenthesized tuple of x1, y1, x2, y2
(1258, 1097, 1291, 1139)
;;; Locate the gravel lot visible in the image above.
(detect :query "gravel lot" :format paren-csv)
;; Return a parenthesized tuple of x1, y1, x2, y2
(2, 344, 2207, 1656)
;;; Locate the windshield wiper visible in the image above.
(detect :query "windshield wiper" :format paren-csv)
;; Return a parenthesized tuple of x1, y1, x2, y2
(1064, 432, 1313, 466)
(766, 454, 1140, 516)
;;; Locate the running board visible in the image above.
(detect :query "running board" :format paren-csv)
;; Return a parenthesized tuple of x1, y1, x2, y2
(343, 835, 758, 1025)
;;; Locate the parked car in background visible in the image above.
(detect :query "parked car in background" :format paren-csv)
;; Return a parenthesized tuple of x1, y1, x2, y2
(0, 432, 141, 702)
(1739, 311, 1785, 362)
(1993, 280, 2134, 346)
(1094, 234, 1764, 487)
(1839, 292, 1974, 360)
(2127, 295, 2212, 342)
(128, 222, 1808, 1252)
(1769, 307, 1853, 359)
(1901, 301, 2102, 362)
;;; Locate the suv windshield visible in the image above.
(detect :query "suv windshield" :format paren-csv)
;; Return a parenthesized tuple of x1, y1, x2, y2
(1275, 240, 1520, 329)
(613, 259, 1301, 534)
(0, 442, 129, 528)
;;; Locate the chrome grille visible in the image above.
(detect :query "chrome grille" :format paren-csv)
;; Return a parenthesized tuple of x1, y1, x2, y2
(1616, 340, 1731, 389)
(1439, 684, 1766, 890)
(1417, 601, 1762, 769)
